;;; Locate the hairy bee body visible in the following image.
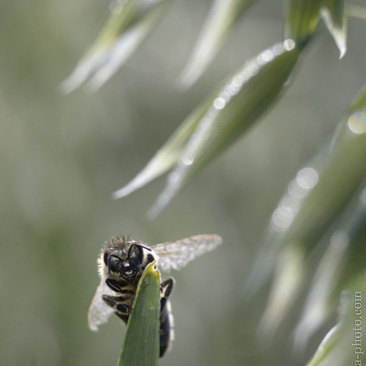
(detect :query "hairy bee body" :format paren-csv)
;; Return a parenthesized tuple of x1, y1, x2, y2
(97, 236, 174, 357)
(88, 234, 222, 358)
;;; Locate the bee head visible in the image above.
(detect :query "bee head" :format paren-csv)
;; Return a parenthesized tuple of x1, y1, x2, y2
(104, 241, 144, 281)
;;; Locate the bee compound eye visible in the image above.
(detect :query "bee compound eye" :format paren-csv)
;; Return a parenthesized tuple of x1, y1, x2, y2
(107, 255, 124, 274)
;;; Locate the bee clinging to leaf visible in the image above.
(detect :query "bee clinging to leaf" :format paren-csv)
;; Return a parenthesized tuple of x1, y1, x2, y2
(88, 234, 222, 357)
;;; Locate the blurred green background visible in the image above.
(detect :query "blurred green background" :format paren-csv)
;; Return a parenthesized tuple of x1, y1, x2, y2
(1, 0, 365, 365)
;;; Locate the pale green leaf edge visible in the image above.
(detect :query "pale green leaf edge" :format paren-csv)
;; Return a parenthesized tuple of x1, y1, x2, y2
(306, 325, 340, 366)
(179, 0, 257, 88)
(320, 0, 348, 58)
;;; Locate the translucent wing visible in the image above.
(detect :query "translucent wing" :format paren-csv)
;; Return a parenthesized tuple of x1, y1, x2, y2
(87, 277, 114, 331)
(152, 234, 222, 272)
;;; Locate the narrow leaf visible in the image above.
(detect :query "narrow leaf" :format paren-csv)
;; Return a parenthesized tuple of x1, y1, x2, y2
(61, 0, 172, 93)
(256, 84, 366, 335)
(306, 325, 340, 366)
(284, 0, 324, 46)
(113, 99, 212, 199)
(118, 261, 160, 366)
(258, 244, 306, 337)
(320, 0, 348, 58)
(149, 40, 300, 218)
(179, 0, 257, 88)
(305, 286, 366, 366)
(268, 83, 366, 257)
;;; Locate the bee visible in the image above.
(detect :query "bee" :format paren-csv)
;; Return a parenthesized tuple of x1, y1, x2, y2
(87, 234, 222, 357)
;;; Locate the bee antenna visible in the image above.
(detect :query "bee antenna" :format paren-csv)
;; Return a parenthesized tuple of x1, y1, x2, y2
(108, 255, 111, 276)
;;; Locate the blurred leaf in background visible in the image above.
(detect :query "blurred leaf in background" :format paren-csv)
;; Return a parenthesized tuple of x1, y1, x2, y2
(179, 0, 257, 88)
(1, 0, 366, 365)
(306, 281, 366, 366)
(114, 0, 352, 217)
(61, 0, 172, 93)
(251, 82, 366, 360)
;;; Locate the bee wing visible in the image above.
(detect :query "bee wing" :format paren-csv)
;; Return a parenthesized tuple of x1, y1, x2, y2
(152, 234, 222, 272)
(87, 277, 114, 331)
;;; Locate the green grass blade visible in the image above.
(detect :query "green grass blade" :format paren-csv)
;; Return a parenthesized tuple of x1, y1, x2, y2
(118, 261, 160, 366)
(179, 0, 257, 88)
(306, 282, 366, 366)
(113, 99, 212, 199)
(320, 0, 348, 58)
(148, 40, 300, 218)
(61, 0, 172, 93)
(269, 83, 366, 255)
(284, 0, 324, 46)
(306, 325, 339, 366)
(306, 325, 340, 366)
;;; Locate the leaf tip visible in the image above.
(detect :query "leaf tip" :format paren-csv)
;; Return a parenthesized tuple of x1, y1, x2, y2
(59, 77, 78, 95)
(145, 260, 160, 279)
(112, 188, 128, 200)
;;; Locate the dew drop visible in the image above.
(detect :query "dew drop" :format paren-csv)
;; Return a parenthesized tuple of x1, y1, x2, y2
(283, 39, 296, 51)
(182, 155, 194, 166)
(257, 50, 274, 65)
(232, 74, 244, 88)
(272, 43, 284, 56)
(330, 231, 349, 251)
(288, 179, 307, 199)
(225, 83, 239, 96)
(271, 206, 295, 231)
(213, 97, 226, 110)
(347, 111, 366, 135)
(296, 167, 319, 190)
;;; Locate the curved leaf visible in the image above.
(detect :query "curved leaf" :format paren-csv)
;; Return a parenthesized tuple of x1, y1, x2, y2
(306, 325, 340, 366)
(148, 40, 300, 217)
(114, 40, 300, 209)
(112, 99, 212, 199)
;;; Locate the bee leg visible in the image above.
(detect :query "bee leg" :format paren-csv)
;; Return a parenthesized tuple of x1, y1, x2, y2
(160, 278, 174, 312)
(159, 301, 174, 357)
(102, 295, 131, 315)
(116, 303, 132, 314)
(161, 278, 174, 297)
(105, 279, 128, 293)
